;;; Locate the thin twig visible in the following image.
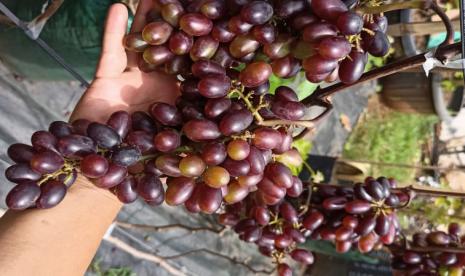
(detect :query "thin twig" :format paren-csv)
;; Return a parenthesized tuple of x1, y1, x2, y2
(409, 245, 465, 254)
(337, 158, 464, 172)
(393, 185, 465, 198)
(115, 221, 225, 234)
(162, 248, 275, 275)
(103, 236, 186, 276)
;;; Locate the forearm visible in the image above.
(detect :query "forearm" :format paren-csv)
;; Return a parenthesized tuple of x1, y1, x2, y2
(0, 176, 122, 276)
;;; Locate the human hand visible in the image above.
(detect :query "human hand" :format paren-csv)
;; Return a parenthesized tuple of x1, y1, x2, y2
(71, 0, 179, 123)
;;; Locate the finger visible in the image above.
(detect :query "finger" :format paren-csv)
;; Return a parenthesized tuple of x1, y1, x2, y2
(96, 4, 129, 78)
(127, 0, 153, 68)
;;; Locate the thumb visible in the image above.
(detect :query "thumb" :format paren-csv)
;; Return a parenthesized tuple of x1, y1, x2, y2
(95, 4, 129, 78)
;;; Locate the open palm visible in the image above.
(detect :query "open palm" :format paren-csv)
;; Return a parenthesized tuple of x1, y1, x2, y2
(71, 0, 179, 123)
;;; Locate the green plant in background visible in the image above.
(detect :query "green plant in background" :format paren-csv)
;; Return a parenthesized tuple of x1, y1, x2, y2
(343, 111, 438, 182)
(90, 259, 136, 276)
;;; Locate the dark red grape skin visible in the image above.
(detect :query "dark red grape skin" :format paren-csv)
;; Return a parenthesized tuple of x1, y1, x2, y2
(30, 150, 64, 174)
(257, 177, 286, 199)
(229, 34, 259, 58)
(271, 100, 306, 121)
(155, 154, 182, 177)
(115, 177, 138, 203)
(190, 35, 219, 61)
(204, 97, 232, 119)
(168, 31, 193, 55)
(132, 111, 157, 133)
(211, 20, 236, 43)
(240, 1, 273, 25)
(165, 177, 195, 206)
(252, 127, 282, 150)
(311, 0, 348, 22)
(228, 15, 253, 35)
(198, 183, 222, 214)
(221, 158, 250, 177)
(93, 164, 127, 189)
(87, 122, 121, 149)
(337, 11, 363, 35)
(239, 61, 272, 88)
(31, 131, 57, 151)
(80, 154, 109, 178)
(265, 162, 293, 189)
(277, 263, 292, 276)
(303, 55, 338, 75)
(192, 60, 226, 78)
(36, 180, 67, 209)
(302, 22, 338, 43)
(107, 111, 131, 139)
(318, 36, 352, 59)
(7, 143, 35, 163)
(201, 142, 227, 166)
(111, 146, 142, 167)
(125, 131, 155, 154)
(57, 134, 97, 158)
(219, 109, 253, 136)
(183, 119, 221, 141)
(291, 249, 314, 265)
(5, 163, 42, 183)
(179, 13, 213, 36)
(49, 121, 73, 138)
(198, 75, 231, 98)
(150, 102, 182, 126)
(153, 130, 181, 153)
(137, 174, 163, 202)
(251, 24, 275, 44)
(339, 50, 367, 84)
(6, 181, 41, 210)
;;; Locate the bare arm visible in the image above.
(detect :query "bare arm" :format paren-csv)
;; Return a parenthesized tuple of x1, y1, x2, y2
(0, 1, 176, 275)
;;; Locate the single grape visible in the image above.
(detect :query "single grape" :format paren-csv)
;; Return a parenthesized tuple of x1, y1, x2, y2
(239, 61, 272, 87)
(292, 13, 318, 30)
(132, 111, 157, 133)
(252, 127, 282, 150)
(228, 15, 253, 35)
(229, 34, 260, 58)
(142, 21, 173, 45)
(36, 180, 67, 209)
(303, 55, 338, 75)
(262, 35, 294, 59)
(240, 1, 273, 25)
(161, 2, 184, 27)
(183, 119, 221, 141)
(126, 131, 155, 154)
(302, 22, 338, 43)
(265, 162, 293, 189)
(115, 177, 138, 203)
(357, 232, 378, 253)
(246, 146, 266, 174)
(93, 164, 127, 188)
(5, 163, 42, 183)
(257, 177, 286, 199)
(279, 201, 298, 223)
(290, 249, 314, 265)
(251, 24, 275, 44)
(153, 129, 181, 153)
(222, 158, 251, 177)
(237, 173, 263, 187)
(241, 225, 262, 242)
(198, 75, 231, 98)
(7, 143, 34, 163)
(271, 100, 306, 121)
(165, 177, 195, 205)
(218, 213, 240, 226)
(227, 139, 250, 161)
(311, 0, 348, 22)
(275, 233, 293, 248)
(168, 31, 194, 55)
(204, 97, 232, 119)
(201, 142, 227, 166)
(402, 251, 422, 265)
(80, 154, 109, 178)
(30, 150, 64, 174)
(179, 13, 213, 36)
(87, 122, 121, 149)
(251, 206, 270, 225)
(198, 183, 222, 214)
(219, 109, 253, 136)
(355, 214, 376, 236)
(200, 0, 226, 19)
(155, 154, 182, 177)
(277, 263, 292, 276)
(318, 36, 352, 59)
(365, 180, 385, 200)
(112, 146, 141, 167)
(31, 131, 57, 152)
(192, 60, 226, 78)
(137, 174, 163, 201)
(375, 213, 391, 236)
(337, 12, 363, 35)
(5, 181, 41, 210)
(57, 134, 96, 158)
(49, 121, 73, 138)
(179, 155, 206, 177)
(190, 35, 219, 61)
(143, 45, 174, 66)
(212, 45, 237, 67)
(427, 231, 451, 246)
(365, 31, 390, 57)
(123, 32, 148, 52)
(287, 176, 303, 198)
(224, 180, 249, 204)
(107, 111, 131, 139)
(344, 200, 371, 214)
(339, 50, 367, 84)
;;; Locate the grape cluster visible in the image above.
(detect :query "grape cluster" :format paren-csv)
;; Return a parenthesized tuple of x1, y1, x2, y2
(391, 223, 465, 275)
(125, 0, 390, 85)
(216, 176, 407, 275)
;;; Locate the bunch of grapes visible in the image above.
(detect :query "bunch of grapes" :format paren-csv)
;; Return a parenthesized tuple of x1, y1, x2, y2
(214, 176, 409, 275)
(125, 0, 390, 85)
(391, 223, 465, 275)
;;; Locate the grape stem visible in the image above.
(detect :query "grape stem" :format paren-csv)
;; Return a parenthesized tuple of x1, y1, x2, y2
(407, 245, 465, 254)
(392, 185, 465, 199)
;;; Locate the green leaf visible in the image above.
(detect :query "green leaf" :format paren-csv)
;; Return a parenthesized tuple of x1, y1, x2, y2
(288, 139, 312, 175)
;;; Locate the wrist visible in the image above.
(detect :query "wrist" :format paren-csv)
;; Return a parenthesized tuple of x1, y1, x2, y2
(69, 174, 124, 209)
